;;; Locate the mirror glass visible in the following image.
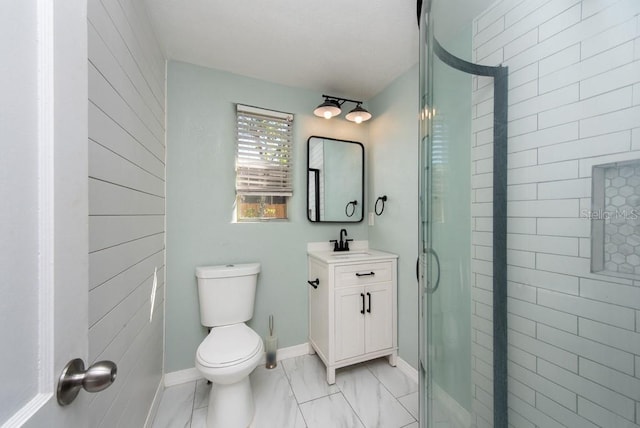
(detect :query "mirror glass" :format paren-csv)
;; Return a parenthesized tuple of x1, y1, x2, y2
(307, 136, 364, 223)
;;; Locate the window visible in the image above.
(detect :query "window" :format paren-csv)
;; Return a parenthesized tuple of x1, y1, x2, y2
(235, 104, 294, 221)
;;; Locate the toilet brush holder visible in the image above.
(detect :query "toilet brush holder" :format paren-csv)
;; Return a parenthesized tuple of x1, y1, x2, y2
(266, 315, 277, 368)
(265, 335, 277, 369)
(265, 336, 278, 369)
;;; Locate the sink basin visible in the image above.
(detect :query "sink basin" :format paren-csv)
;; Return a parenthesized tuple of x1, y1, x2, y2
(330, 251, 371, 259)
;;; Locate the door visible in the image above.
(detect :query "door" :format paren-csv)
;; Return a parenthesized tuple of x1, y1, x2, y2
(420, 47, 474, 427)
(363, 284, 393, 353)
(1, 1, 89, 426)
(334, 287, 366, 361)
(419, 1, 509, 427)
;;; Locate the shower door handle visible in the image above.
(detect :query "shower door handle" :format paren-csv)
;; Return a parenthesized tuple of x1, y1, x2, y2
(426, 248, 441, 294)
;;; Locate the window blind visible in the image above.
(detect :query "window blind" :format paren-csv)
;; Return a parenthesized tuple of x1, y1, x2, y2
(236, 104, 294, 196)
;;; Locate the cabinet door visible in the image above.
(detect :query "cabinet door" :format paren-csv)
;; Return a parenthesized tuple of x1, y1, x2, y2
(364, 283, 394, 353)
(335, 287, 365, 361)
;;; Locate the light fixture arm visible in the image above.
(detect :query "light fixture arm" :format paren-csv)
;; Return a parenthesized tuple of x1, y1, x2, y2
(321, 94, 363, 107)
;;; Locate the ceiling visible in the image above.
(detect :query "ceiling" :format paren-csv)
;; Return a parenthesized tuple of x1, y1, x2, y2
(144, 0, 420, 100)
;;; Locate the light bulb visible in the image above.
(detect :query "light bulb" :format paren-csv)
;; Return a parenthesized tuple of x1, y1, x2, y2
(323, 111, 332, 119)
(345, 104, 371, 123)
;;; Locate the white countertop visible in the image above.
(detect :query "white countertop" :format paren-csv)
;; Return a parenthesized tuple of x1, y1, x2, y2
(307, 241, 397, 264)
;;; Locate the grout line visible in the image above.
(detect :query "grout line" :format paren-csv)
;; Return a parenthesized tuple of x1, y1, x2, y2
(337, 390, 367, 428)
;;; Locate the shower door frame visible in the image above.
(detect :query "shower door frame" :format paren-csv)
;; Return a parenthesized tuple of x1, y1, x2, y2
(419, 4, 509, 426)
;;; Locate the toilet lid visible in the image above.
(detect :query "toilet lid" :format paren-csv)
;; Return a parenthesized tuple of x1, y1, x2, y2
(197, 324, 262, 368)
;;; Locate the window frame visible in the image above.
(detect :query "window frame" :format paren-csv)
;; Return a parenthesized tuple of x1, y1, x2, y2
(235, 104, 294, 222)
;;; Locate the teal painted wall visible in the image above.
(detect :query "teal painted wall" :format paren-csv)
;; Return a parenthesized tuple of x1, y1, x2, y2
(368, 64, 420, 368)
(165, 61, 369, 372)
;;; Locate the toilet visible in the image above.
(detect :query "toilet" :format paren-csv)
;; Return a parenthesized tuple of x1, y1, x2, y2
(195, 263, 263, 428)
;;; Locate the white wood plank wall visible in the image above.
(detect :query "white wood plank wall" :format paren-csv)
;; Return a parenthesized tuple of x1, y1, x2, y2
(87, 0, 166, 426)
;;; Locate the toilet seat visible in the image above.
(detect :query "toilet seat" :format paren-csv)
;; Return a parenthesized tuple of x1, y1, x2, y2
(197, 323, 262, 368)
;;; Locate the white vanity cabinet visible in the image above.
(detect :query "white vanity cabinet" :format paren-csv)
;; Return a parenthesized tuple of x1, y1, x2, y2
(307, 248, 398, 384)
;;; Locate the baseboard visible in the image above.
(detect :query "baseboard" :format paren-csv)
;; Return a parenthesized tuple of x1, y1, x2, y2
(164, 367, 202, 387)
(163, 342, 311, 387)
(395, 356, 419, 384)
(143, 377, 165, 427)
(260, 342, 310, 363)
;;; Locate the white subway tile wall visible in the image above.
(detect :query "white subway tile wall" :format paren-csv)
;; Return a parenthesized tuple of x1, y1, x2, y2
(471, 0, 640, 426)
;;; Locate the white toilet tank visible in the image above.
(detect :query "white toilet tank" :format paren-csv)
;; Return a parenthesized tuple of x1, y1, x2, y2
(195, 263, 260, 327)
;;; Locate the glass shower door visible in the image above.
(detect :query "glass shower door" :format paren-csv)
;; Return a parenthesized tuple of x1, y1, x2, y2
(419, 17, 474, 428)
(419, 2, 508, 427)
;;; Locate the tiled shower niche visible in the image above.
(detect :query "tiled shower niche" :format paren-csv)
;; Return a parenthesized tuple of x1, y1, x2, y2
(591, 160, 640, 278)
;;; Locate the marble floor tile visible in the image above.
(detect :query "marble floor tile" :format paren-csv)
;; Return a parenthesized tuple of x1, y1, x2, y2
(299, 393, 364, 428)
(366, 358, 419, 398)
(153, 354, 425, 428)
(189, 407, 207, 428)
(250, 365, 306, 428)
(281, 354, 339, 403)
(398, 392, 419, 420)
(152, 382, 196, 428)
(337, 365, 415, 428)
(193, 379, 211, 409)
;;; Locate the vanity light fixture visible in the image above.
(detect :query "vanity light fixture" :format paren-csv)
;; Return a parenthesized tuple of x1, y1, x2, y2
(345, 104, 372, 124)
(313, 98, 342, 119)
(313, 95, 372, 123)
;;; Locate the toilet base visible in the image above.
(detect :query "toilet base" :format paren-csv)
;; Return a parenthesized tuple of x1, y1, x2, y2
(207, 376, 254, 428)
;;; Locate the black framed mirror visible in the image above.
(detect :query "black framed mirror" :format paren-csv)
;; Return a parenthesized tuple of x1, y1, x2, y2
(307, 136, 364, 223)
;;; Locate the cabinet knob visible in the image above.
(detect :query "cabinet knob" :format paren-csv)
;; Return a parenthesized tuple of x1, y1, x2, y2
(307, 278, 319, 289)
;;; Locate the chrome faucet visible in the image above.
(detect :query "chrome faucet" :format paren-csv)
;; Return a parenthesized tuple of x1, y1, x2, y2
(330, 229, 353, 252)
